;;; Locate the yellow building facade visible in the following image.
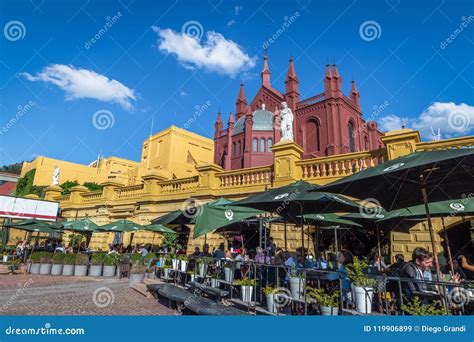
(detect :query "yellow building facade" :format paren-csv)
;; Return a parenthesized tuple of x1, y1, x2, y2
(11, 127, 474, 262)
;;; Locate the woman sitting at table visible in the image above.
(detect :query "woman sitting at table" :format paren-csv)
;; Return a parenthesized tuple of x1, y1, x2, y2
(327, 250, 353, 306)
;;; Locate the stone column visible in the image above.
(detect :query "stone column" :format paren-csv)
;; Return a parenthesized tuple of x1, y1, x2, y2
(142, 171, 167, 196)
(272, 140, 303, 187)
(196, 163, 223, 193)
(44, 185, 62, 201)
(69, 185, 89, 205)
(100, 181, 123, 203)
(381, 128, 420, 160)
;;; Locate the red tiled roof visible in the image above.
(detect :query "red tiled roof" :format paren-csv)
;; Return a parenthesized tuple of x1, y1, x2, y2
(0, 182, 16, 195)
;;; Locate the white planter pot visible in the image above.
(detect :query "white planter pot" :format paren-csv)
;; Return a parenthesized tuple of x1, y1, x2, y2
(62, 264, 74, 276)
(3, 255, 8, 262)
(180, 260, 188, 272)
(320, 305, 338, 316)
(39, 263, 52, 275)
(266, 294, 277, 313)
(129, 273, 145, 287)
(198, 264, 208, 278)
(241, 285, 254, 303)
(224, 267, 234, 283)
(29, 263, 40, 274)
(89, 265, 103, 277)
(159, 257, 165, 267)
(211, 278, 219, 288)
(51, 264, 63, 275)
(74, 265, 88, 277)
(189, 274, 196, 282)
(172, 259, 179, 271)
(103, 265, 116, 277)
(146, 271, 155, 279)
(353, 286, 374, 314)
(289, 277, 305, 300)
(162, 268, 171, 279)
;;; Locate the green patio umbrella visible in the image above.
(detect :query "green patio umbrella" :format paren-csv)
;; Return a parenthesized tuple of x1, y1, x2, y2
(302, 213, 363, 227)
(193, 203, 264, 239)
(233, 180, 372, 250)
(4, 218, 63, 229)
(319, 148, 474, 276)
(97, 219, 147, 232)
(61, 218, 100, 232)
(144, 224, 177, 234)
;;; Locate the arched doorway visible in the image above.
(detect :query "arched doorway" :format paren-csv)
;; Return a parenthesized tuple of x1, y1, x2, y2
(305, 119, 320, 153)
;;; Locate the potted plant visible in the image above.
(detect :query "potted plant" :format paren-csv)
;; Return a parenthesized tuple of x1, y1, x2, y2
(39, 252, 53, 275)
(89, 253, 105, 276)
(235, 278, 256, 303)
(346, 258, 377, 314)
(74, 253, 89, 276)
(144, 253, 157, 279)
(263, 285, 278, 313)
(62, 253, 76, 276)
(306, 287, 339, 315)
(210, 273, 220, 288)
(197, 257, 212, 278)
(289, 269, 305, 300)
(162, 265, 172, 279)
(7, 258, 21, 273)
(223, 262, 234, 283)
(129, 253, 145, 287)
(171, 254, 180, 271)
(51, 253, 65, 275)
(29, 252, 41, 274)
(103, 254, 118, 277)
(178, 254, 189, 272)
(401, 296, 444, 315)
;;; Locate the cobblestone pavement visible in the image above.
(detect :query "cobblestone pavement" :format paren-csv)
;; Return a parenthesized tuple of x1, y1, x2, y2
(0, 274, 175, 315)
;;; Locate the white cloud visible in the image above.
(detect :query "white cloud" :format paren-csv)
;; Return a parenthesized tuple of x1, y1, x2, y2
(234, 6, 243, 15)
(378, 102, 473, 139)
(227, 19, 236, 27)
(180, 90, 188, 97)
(21, 64, 136, 110)
(153, 26, 256, 77)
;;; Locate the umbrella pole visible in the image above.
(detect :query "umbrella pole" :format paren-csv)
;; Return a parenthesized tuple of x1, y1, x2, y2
(204, 234, 207, 245)
(441, 217, 454, 275)
(334, 226, 339, 256)
(420, 182, 441, 277)
(284, 219, 288, 252)
(300, 203, 304, 253)
(376, 224, 381, 257)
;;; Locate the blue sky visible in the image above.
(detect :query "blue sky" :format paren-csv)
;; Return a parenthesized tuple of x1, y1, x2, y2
(1, 0, 473, 166)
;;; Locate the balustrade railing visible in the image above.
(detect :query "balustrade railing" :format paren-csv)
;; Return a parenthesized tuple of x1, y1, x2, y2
(216, 165, 273, 188)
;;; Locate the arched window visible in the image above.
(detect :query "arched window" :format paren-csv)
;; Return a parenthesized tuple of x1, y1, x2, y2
(267, 138, 273, 152)
(364, 136, 369, 151)
(232, 143, 236, 156)
(260, 138, 265, 152)
(348, 121, 355, 152)
(237, 141, 241, 155)
(252, 138, 258, 152)
(305, 119, 320, 152)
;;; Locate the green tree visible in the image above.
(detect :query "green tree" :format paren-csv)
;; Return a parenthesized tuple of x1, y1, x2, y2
(60, 180, 80, 195)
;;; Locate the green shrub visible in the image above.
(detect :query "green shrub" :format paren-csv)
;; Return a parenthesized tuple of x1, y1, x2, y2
(75, 253, 89, 265)
(401, 296, 444, 315)
(104, 254, 118, 266)
(63, 253, 76, 265)
(235, 278, 256, 286)
(52, 253, 65, 264)
(39, 252, 53, 264)
(306, 287, 339, 308)
(30, 252, 41, 263)
(91, 253, 106, 266)
(346, 258, 377, 288)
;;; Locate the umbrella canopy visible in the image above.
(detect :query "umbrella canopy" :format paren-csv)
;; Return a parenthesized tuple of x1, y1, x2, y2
(143, 224, 177, 234)
(302, 213, 363, 227)
(377, 198, 474, 221)
(4, 219, 63, 232)
(193, 203, 264, 239)
(61, 218, 100, 232)
(319, 149, 474, 211)
(97, 220, 146, 232)
(232, 180, 367, 218)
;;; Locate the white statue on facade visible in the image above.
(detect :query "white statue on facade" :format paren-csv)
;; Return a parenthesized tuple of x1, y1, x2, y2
(52, 166, 60, 185)
(280, 101, 294, 142)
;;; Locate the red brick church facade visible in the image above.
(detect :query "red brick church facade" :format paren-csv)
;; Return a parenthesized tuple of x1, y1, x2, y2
(214, 55, 383, 170)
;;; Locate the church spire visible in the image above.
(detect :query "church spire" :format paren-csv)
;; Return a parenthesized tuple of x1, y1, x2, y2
(214, 111, 223, 138)
(285, 56, 298, 82)
(331, 64, 342, 97)
(235, 83, 247, 120)
(350, 80, 360, 109)
(261, 53, 271, 87)
(324, 64, 333, 97)
(285, 56, 299, 112)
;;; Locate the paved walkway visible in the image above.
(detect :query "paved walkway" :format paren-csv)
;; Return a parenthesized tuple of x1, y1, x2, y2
(0, 274, 175, 315)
